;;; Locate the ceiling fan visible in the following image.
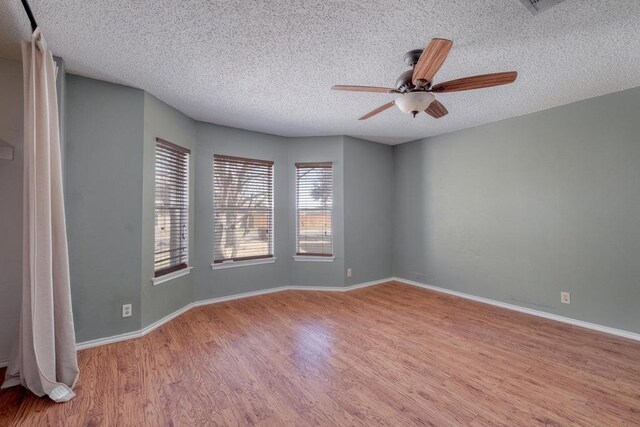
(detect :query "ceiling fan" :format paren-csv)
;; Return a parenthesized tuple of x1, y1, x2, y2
(332, 38, 517, 120)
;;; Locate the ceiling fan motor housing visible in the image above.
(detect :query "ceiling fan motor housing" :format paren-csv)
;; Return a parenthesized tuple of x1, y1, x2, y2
(397, 49, 429, 91)
(403, 49, 423, 67)
(395, 69, 415, 92)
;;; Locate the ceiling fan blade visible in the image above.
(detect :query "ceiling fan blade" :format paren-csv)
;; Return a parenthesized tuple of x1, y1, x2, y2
(430, 71, 518, 93)
(332, 85, 396, 94)
(425, 100, 448, 119)
(359, 101, 395, 120)
(412, 38, 453, 87)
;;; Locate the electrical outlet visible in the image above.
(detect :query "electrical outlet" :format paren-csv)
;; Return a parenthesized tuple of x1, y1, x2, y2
(347, 268, 352, 278)
(560, 292, 571, 305)
(122, 304, 132, 317)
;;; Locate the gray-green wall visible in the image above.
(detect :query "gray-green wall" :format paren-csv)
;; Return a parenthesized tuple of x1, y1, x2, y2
(141, 93, 196, 326)
(65, 78, 200, 340)
(0, 58, 23, 363)
(193, 122, 291, 300)
(288, 136, 346, 288)
(393, 87, 640, 334)
(344, 136, 393, 285)
(193, 129, 374, 299)
(54, 56, 66, 167)
(61, 76, 389, 343)
(66, 75, 145, 342)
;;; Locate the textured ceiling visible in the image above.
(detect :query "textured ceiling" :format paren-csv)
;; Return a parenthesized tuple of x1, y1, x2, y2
(1, 0, 640, 144)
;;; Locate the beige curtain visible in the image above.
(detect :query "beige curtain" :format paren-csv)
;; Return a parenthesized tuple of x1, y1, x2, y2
(1, 29, 79, 403)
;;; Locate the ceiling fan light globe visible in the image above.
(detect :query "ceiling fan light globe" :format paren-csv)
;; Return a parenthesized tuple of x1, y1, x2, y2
(395, 92, 435, 115)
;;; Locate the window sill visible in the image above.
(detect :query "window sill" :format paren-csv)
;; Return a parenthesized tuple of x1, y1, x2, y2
(293, 256, 335, 262)
(211, 257, 277, 270)
(152, 266, 193, 286)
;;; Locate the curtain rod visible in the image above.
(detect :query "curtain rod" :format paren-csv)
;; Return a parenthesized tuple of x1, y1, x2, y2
(20, 0, 38, 32)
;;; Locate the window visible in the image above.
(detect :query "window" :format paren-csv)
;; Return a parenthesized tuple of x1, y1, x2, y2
(213, 155, 274, 264)
(295, 162, 333, 257)
(154, 138, 190, 277)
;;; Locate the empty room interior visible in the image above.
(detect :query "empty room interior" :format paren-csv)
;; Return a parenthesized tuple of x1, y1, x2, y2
(1, 0, 640, 425)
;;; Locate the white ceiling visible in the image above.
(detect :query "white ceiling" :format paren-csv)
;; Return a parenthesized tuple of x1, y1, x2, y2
(1, 0, 639, 144)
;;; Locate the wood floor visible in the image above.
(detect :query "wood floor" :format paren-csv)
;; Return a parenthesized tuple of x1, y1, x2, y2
(2, 281, 640, 426)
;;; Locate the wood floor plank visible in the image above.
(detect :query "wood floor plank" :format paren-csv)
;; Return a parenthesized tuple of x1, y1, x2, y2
(2, 282, 640, 426)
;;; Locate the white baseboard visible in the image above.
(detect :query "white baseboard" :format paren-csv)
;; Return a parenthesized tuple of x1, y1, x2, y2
(288, 278, 390, 292)
(392, 277, 640, 342)
(75, 278, 392, 351)
(75, 329, 143, 351)
(192, 285, 290, 307)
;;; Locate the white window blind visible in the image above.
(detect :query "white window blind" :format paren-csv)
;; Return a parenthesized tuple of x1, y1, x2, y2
(154, 138, 190, 277)
(213, 154, 274, 263)
(295, 162, 333, 256)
